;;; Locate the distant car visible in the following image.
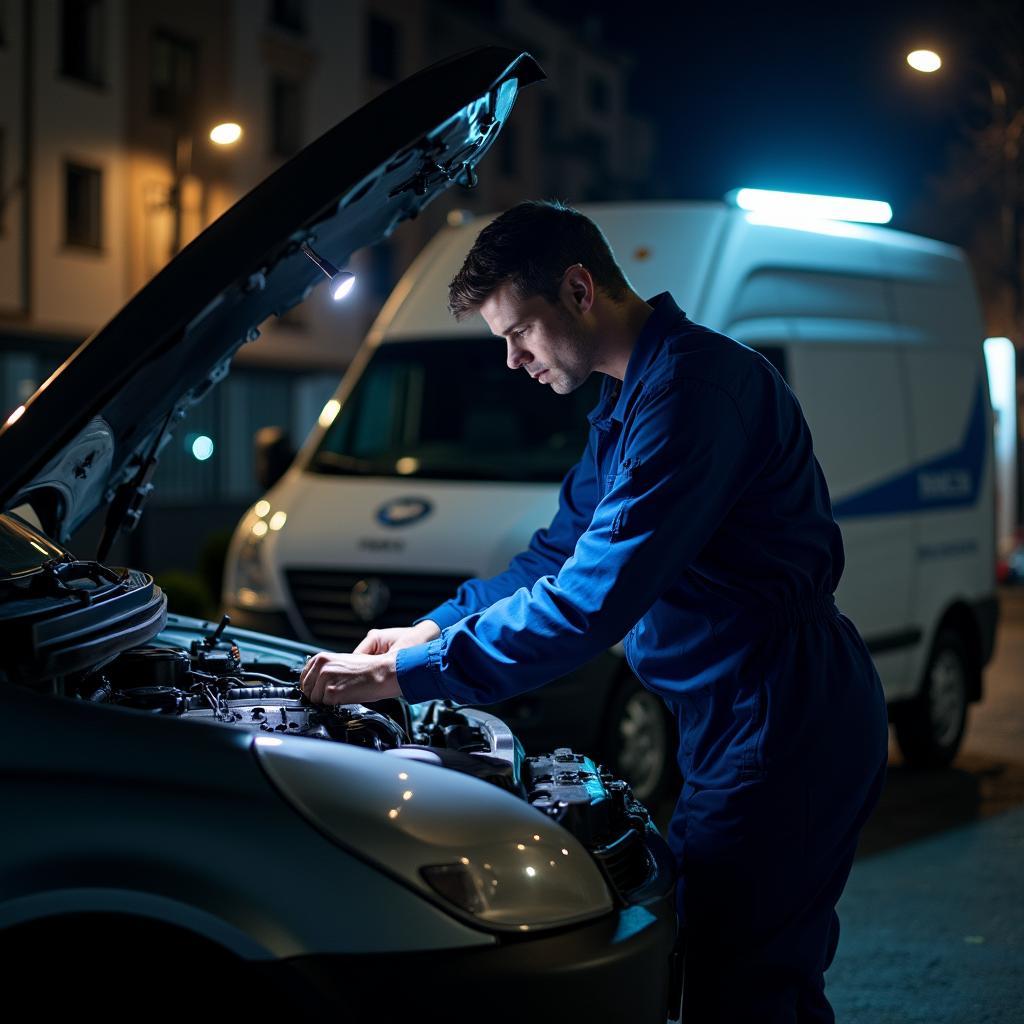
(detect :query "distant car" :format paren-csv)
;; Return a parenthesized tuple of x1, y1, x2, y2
(0, 49, 676, 1018)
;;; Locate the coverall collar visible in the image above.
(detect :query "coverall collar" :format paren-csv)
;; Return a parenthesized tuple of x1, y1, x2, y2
(607, 291, 687, 423)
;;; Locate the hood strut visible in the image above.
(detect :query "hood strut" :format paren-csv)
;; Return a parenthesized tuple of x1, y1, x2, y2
(97, 407, 178, 562)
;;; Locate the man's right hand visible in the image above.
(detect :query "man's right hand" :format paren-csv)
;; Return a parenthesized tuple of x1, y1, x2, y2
(353, 620, 442, 656)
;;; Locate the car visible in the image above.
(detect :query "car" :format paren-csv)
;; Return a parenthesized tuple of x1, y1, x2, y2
(0, 48, 678, 1019)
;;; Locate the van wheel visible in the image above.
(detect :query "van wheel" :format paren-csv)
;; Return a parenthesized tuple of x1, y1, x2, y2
(603, 672, 678, 804)
(893, 627, 970, 768)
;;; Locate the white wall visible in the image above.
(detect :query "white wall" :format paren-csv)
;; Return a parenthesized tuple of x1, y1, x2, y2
(31, 0, 129, 336)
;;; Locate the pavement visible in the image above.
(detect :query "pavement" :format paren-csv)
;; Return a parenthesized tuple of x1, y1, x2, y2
(825, 586, 1024, 1022)
(827, 805, 1024, 1023)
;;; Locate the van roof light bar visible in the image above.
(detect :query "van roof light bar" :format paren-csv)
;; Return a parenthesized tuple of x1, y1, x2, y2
(727, 188, 893, 225)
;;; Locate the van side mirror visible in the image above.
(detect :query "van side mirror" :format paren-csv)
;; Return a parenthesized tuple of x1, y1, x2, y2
(254, 426, 294, 491)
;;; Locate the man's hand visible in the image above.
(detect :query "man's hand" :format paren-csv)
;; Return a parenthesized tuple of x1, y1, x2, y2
(354, 620, 441, 655)
(299, 650, 400, 706)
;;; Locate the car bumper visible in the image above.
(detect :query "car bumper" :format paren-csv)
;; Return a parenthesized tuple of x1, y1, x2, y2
(259, 898, 678, 1020)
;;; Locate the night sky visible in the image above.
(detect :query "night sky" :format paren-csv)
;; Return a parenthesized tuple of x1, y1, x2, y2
(534, 0, 1015, 236)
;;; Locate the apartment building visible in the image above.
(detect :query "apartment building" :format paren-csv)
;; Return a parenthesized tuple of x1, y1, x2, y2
(0, 0, 654, 571)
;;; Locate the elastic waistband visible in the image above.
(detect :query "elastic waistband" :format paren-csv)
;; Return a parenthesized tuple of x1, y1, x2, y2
(765, 593, 840, 628)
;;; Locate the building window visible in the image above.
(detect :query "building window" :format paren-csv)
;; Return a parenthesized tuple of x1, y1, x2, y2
(64, 161, 102, 249)
(269, 75, 303, 157)
(588, 76, 609, 114)
(60, 0, 105, 86)
(151, 30, 198, 121)
(270, 0, 305, 33)
(368, 15, 399, 80)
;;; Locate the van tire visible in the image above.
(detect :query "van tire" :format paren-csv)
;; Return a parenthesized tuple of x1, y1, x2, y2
(602, 672, 678, 804)
(893, 627, 970, 768)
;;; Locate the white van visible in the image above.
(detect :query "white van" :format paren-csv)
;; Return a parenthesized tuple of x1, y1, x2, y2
(223, 199, 999, 800)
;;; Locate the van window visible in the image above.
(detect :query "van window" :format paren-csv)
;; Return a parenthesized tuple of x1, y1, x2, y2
(310, 339, 601, 482)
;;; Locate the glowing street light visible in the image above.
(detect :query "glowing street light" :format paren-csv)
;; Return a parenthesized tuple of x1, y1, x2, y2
(906, 50, 942, 74)
(209, 122, 242, 145)
(905, 45, 1024, 334)
(168, 119, 245, 255)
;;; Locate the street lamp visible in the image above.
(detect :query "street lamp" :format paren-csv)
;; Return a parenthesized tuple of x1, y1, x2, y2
(169, 118, 244, 256)
(906, 50, 942, 74)
(906, 48, 1024, 335)
(908, 46, 1024, 533)
(209, 122, 242, 146)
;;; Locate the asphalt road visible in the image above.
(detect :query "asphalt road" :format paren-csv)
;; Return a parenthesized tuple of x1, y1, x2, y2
(828, 587, 1024, 1022)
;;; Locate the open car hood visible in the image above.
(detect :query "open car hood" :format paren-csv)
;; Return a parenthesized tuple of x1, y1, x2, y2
(0, 47, 542, 552)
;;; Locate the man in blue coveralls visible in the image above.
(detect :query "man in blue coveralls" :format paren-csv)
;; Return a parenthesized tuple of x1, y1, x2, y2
(300, 200, 890, 1022)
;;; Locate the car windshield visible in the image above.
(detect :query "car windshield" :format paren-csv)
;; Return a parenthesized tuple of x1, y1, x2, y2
(0, 512, 66, 580)
(309, 338, 602, 483)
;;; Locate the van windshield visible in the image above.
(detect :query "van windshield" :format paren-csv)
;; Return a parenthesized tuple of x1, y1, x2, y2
(309, 338, 602, 482)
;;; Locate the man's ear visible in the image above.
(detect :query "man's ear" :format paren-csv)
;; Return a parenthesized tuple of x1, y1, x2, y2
(562, 264, 594, 315)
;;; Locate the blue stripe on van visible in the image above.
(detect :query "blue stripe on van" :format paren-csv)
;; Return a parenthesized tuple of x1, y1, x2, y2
(831, 376, 987, 519)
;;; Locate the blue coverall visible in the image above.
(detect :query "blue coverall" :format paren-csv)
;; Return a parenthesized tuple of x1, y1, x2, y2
(397, 291, 890, 1022)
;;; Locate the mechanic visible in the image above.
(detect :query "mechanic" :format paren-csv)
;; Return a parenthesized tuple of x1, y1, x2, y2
(300, 200, 890, 1023)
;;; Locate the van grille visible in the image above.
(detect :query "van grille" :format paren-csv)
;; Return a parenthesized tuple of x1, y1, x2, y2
(284, 568, 469, 649)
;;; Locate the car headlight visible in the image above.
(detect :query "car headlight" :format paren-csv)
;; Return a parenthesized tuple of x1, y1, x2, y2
(253, 735, 614, 933)
(419, 838, 603, 930)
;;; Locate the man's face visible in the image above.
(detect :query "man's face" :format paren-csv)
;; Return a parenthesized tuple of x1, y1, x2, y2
(479, 279, 595, 395)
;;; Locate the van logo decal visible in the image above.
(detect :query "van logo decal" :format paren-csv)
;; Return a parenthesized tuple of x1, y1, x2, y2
(351, 578, 391, 621)
(832, 376, 987, 519)
(376, 497, 433, 527)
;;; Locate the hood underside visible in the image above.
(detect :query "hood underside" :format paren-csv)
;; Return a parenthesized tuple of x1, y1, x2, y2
(0, 47, 543, 551)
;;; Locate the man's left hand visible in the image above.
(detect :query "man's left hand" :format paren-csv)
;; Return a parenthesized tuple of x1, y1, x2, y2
(299, 650, 400, 705)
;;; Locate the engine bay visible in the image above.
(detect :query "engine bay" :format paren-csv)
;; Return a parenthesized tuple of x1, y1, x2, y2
(62, 614, 666, 903)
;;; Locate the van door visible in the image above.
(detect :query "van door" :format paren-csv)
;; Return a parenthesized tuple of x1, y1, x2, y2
(786, 328, 917, 699)
(902, 345, 992, 650)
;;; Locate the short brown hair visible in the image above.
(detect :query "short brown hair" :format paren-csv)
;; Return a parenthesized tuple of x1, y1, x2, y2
(447, 200, 632, 320)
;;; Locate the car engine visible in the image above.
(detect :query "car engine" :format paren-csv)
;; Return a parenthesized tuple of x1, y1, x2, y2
(66, 615, 668, 904)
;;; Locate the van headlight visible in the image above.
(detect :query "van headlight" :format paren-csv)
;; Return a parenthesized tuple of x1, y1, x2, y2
(234, 534, 269, 605)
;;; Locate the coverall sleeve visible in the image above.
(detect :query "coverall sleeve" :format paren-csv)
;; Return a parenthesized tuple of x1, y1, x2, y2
(413, 430, 601, 631)
(397, 378, 755, 705)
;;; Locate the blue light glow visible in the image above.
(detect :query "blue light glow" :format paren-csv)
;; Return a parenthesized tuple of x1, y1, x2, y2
(730, 188, 893, 224)
(191, 435, 215, 461)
